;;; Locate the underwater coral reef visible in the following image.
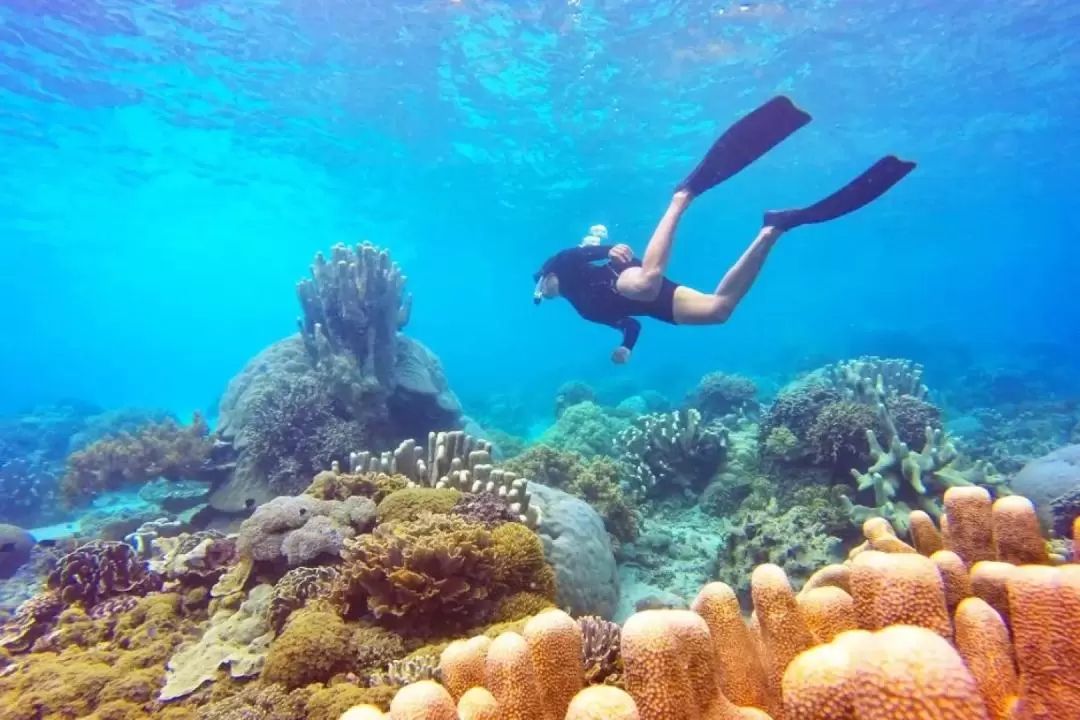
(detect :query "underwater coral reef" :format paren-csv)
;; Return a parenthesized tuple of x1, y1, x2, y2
(1, 240, 1079, 720)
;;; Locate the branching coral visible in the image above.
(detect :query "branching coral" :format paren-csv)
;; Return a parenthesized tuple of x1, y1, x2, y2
(806, 400, 889, 470)
(351, 430, 540, 528)
(61, 414, 212, 506)
(758, 381, 842, 463)
(841, 372, 1007, 534)
(237, 373, 368, 496)
(614, 408, 728, 499)
(296, 241, 411, 389)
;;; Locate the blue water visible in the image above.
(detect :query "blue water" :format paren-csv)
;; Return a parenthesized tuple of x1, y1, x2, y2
(1, 0, 1078, 420)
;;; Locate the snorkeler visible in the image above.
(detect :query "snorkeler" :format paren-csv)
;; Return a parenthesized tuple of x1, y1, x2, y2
(531, 95, 916, 364)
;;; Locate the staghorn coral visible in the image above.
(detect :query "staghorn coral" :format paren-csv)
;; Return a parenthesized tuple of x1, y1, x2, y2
(614, 408, 728, 499)
(61, 414, 212, 506)
(236, 494, 376, 567)
(48, 540, 163, 609)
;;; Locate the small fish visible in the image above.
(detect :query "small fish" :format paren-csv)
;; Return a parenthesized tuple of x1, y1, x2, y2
(244, 498, 256, 509)
(37, 539, 57, 548)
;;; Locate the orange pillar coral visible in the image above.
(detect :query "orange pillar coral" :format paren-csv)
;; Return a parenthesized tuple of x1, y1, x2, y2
(942, 486, 995, 566)
(690, 582, 771, 711)
(848, 551, 951, 638)
(1006, 565, 1080, 719)
(952, 597, 1017, 720)
(523, 609, 585, 720)
(849, 625, 991, 719)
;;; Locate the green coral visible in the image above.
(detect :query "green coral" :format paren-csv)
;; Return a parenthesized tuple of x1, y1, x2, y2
(685, 371, 758, 421)
(504, 446, 639, 543)
(762, 426, 800, 463)
(262, 608, 350, 690)
(537, 401, 629, 458)
(715, 482, 847, 604)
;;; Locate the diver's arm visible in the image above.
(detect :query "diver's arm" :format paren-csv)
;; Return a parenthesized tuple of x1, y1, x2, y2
(612, 317, 641, 352)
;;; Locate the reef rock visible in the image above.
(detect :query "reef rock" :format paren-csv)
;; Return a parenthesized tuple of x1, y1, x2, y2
(0, 524, 33, 579)
(210, 334, 468, 513)
(1011, 443, 1080, 532)
(528, 482, 619, 619)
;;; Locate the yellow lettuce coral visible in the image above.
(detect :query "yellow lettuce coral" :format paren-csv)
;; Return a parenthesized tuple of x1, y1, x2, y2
(336, 512, 497, 634)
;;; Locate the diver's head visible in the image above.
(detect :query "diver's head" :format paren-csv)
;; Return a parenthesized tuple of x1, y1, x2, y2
(533, 272, 560, 304)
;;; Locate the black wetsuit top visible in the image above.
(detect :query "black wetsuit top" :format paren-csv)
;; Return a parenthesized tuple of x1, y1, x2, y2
(538, 244, 680, 351)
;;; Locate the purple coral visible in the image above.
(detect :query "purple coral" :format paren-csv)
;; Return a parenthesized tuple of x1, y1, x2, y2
(47, 540, 162, 609)
(236, 494, 376, 566)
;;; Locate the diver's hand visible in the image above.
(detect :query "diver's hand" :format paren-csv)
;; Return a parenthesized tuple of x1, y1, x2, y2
(611, 346, 631, 364)
(608, 244, 633, 265)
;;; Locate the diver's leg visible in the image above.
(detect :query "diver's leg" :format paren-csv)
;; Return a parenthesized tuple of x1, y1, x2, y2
(616, 191, 692, 300)
(671, 225, 783, 325)
(764, 155, 916, 230)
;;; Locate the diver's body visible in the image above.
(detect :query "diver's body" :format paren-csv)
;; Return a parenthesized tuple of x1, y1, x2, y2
(532, 96, 916, 364)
